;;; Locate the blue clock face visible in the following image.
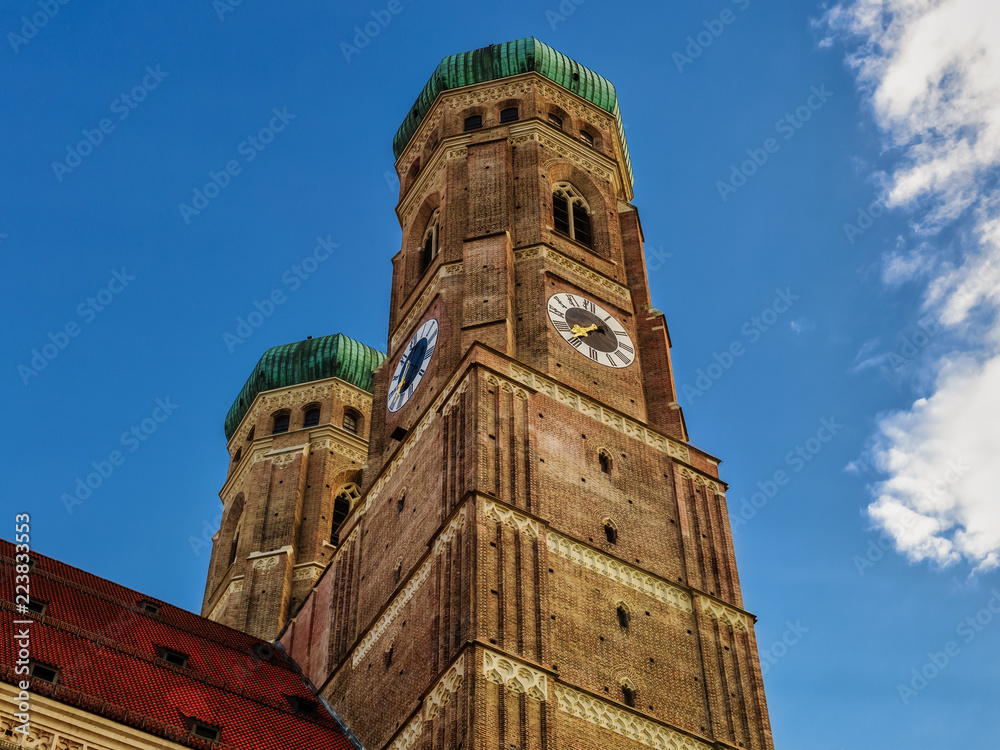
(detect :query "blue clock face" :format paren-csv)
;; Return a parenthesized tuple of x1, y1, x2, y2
(387, 318, 439, 413)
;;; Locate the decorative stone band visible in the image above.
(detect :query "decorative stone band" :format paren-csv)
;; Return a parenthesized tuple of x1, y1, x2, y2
(227, 376, 374, 449)
(352, 508, 467, 667)
(248, 545, 292, 572)
(547, 532, 692, 614)
(508, 363, 692, 464)
(254, 444, 307, 469)
(676, 465, 725, 496)
(700, 598, 750, 632)
(307, 437, 367, 464)
(483, 500, 540, 538)
(390, 262, 464, 351)
(510, 128, 618, 191)
(482, 649, 548, 701)
(387, 655, 466, 750)
(292, 563, 324, 582)
(514, 244, 630, 305)
(554, 685, 712, 750)
(208, 576, 243, 621)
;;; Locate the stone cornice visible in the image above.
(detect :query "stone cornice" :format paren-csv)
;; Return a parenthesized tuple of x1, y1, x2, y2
(554, 684, 713, 750)
(224, 375, 374, 452)
(514, 244, 631, 307)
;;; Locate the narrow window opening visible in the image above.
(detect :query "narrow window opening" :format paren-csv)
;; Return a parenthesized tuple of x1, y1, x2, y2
(500, 107, 519, 123)
(272, 413, 290, 434)
(604, 524, 618, 545)
(622, 683, 636, 707)
(599, 451, 611, 474)
(551, 182, 593, 248)
(246, 426, 254, 442)
(397, 495, 406, 514)
(303, 407, 321, 428)
(231, 448, 241, 465)
(548, 113, 563, 129)
(394, 562, 402, 584)
(330, 484, 361, 545)
(384, 645, 394, 669)
(343, 411, 358, 433)
(421, 208, 441, 272)
(617, 604, 630, 629)
(580, 130, 595, 147)
(26, 599, 47, 616)
(464, 115, 482, 131)
(140, 601, 161, 616)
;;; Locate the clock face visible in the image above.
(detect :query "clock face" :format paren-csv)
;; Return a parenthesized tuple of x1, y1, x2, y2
(388, 318, 439, 412)
(547, 293, 635, 368)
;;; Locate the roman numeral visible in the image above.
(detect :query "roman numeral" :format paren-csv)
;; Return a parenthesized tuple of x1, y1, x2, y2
(565, 295, 580, 307)
(569, 337, 582, 349)
(553, 320, 570, 332)
(619, 342, 634, 354)
(548, 305, 565, 319)
(583, 299, 596, 313)
(611, 350, 631, 365)
(587, 347, 598, 361)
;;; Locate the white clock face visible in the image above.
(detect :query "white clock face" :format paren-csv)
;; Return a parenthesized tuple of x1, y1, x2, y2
(547, 293, 635, 368)
(388, 318, 439, 412)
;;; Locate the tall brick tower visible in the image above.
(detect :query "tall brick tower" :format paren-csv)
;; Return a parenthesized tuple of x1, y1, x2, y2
(274, 37, 775, 750)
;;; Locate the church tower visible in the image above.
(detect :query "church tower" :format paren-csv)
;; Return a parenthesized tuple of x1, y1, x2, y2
(268, 38, 774, 750)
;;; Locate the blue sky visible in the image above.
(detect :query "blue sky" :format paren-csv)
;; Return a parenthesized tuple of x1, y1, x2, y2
(4, 1, 999, 747)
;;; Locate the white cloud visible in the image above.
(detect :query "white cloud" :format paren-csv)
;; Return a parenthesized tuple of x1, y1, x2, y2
(826, 0, 1000, 571)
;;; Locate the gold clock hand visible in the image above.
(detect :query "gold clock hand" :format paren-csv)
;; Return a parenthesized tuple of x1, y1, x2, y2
(570, 323, 599, 338)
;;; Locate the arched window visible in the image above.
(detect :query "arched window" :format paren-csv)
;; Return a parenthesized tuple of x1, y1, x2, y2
(599, 449, 612, 474)
(330, 483, 362, 545)
(394, 559, 403, 584)
(500, 107, 519, 123)
(343, 409, 359, 434)
(552, 182, 592, 248)
(232, 448, 241, 465)
(303, 406, 321, 428)
(604, 522, 618, 545)
(397, 494, 406, 514)
(272, 412, 290, 434)
(580, 130, 595, 147)
(464, 115, 482, 131)
(421, 208, 441, 272)
(228, 514, 242, 568)
(548, 113, 563, 130)
(621, 679, 636, 707)
(384, 643, 394, 669)
(617, 603, 630, 630)
(246, 426, 254, 442)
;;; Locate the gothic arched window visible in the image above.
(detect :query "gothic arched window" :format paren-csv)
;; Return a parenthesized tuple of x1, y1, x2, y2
(552, 182, 592, 248)
(330, 483, 362, 545)
(599, 449, 612, 474)
(272, 412, 290, 434)
(343, 409, 359, 434)
(303, 405, 321, 428)
(621, 679, 636, 707)
(604, 522, 618, 545)
(617, 603, 631, 630)
(421, 208, 441, 272)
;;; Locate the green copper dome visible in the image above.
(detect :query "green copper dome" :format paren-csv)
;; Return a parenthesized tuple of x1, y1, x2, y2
(393, 37, 632, 185)
(224, 333, 385, 440)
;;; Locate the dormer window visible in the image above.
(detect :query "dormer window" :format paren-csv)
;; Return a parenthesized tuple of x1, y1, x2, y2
(552, 182, 592, 248)
(28, 661, 59, 685)
(464, 115, 482, 131)
(188, 721, 221, 743)
(140, 601, 161, 616)
(421, 208, 441, 272)
(158, 647, 189, 669)
(500, 107, 519, 123)
(26, 599, 47, 616)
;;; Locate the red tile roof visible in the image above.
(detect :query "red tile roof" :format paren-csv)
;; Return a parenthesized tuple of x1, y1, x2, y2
(0, 540, 355, 750)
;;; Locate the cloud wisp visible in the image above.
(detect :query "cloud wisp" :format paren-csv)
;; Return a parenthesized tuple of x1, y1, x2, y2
(824, 0, 1000, 572)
